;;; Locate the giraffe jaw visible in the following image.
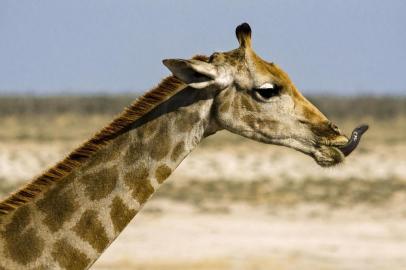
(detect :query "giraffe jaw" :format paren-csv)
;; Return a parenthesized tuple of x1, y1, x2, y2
(251, 135, 347, 167)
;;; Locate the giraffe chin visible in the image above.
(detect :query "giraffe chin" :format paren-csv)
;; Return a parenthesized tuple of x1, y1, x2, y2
(313, 146, 345, 167)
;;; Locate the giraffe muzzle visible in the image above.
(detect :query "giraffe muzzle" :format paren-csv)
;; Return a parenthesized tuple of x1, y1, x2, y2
(337, 124, 369, 156)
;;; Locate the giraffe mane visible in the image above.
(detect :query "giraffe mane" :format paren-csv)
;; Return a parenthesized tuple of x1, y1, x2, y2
(0, 56, 209, 215)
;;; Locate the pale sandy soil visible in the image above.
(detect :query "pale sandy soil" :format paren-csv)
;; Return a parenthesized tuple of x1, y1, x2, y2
(92, 200, 406, 270)
(0, 138, 404, 184)
(0, 133, 405, 269)
(178, 141, 406, 182)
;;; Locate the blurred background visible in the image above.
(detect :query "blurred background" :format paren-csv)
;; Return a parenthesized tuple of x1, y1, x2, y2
(0, 1, 405, 269)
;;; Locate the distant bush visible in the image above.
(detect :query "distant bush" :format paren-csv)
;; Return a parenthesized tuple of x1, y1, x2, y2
(308, 96, 406, 120)
(0, 95, 404, 120)
(0, 95, 137, 116)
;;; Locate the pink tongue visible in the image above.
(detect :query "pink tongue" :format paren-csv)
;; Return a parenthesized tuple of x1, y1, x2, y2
(338, 124, 369, 156)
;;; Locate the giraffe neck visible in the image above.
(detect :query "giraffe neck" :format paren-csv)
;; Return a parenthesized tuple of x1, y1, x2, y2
(0, 87, 218, 269)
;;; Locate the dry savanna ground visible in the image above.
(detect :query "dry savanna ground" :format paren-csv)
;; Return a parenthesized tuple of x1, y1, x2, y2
(0, 96, 405, 270)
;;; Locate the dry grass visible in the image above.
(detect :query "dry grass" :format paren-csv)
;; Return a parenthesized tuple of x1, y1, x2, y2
(156, 177, 406, 208)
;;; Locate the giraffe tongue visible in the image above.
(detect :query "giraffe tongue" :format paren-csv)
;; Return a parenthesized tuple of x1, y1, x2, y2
(338, 124, 369, 156)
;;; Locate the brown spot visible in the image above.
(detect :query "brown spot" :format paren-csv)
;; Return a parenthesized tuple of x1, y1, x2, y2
(37, 176, 78, 232)
(232, 96, 246, 116)
(80, 167, 118, 201)
(110, 197, 137, 233)
(150, 122, 172, 160)
(5, 228, 44, 265)
(124, 163, 154, 204)
(171, 141, 185, 161)
(219, 100, 231, 113)
(240, 95, 257, 112)
(52, 239, 90, 270)
(176, 111, 201, 133)
(124, 140, 144, 165)
(3, 206, 44, 265)
(139, 119, 160, 138)
(155, 165, 172, 184)
(84, 133, 129, 169)
(242, 114, 256, 129)
(73, 210, 109, 253)
(3, 205, 30, 235)
(242, 115, 278, 130)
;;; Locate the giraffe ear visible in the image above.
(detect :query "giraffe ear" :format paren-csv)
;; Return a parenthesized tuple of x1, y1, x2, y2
(162, 59, 219, 89)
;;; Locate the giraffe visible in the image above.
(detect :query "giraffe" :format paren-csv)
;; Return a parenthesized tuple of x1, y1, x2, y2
(0, 23, 367, 269)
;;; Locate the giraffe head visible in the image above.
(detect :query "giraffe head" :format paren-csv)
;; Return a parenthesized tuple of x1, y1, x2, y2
(164, 23, 364, 167)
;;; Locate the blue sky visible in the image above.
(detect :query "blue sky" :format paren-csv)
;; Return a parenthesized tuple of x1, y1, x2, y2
(0, 0, 405, 95)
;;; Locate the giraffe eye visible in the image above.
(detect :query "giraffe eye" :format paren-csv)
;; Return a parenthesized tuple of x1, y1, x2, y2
(253, 83, 282, 101)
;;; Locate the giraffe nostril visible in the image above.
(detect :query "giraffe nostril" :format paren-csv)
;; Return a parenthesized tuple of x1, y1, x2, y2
(329, 122, 341, 134)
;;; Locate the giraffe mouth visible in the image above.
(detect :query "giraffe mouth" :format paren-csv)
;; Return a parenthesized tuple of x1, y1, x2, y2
(313, 124, 368, 167)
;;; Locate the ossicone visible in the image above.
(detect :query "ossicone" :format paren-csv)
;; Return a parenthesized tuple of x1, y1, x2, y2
(235, 22, 252, 49)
